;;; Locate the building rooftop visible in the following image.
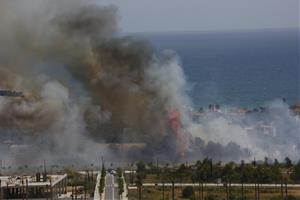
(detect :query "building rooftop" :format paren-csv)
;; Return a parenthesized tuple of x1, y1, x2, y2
(0, 174, 67, 187)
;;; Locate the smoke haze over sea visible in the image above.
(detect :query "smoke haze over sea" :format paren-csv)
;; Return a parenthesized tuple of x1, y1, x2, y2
(136, 29, 299, 107)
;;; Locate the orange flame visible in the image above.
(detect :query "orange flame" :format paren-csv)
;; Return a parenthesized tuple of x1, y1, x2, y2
(167, 109, 189, 158)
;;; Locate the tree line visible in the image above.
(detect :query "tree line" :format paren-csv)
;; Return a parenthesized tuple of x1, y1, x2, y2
(134, 157, 300, 184)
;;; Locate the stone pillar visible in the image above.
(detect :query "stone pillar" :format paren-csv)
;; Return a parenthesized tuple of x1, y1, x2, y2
(35, 187, 38, 197)
(64, 179, 67, 194)
(46, 185, 49, 200)
(55, 185, 57, 198)
(0, 187, 1, 200)
(59, 182, 62, 195)
(14, 187, 17, 197)
(50, 186, 53, 200)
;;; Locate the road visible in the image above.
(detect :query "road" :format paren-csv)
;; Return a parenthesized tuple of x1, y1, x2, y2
(104, 174, 119, 200)
(128, 183, 300, 189)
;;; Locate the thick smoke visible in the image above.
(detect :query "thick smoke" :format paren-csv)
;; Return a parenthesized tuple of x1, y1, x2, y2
(0, 0, 191, 165)
(0, 0, 299, 166)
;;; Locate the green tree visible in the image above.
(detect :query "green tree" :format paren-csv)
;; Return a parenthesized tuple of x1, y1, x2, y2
(136, 161, 147, 180)
(274, 159, 280, 167)
(270, 163, 281, 182)
(176, 164, 192, 183)
(264, 157, 269, 166)
(136, 175, 143, 200)
(286, 195, 298, 200)
(291, 160, 300, 182)
(182, 186, 195, 198)
(285, 157, 293, 168)
(117, 168, 122, 177)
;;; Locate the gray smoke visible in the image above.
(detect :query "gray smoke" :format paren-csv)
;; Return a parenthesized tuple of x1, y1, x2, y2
(0, 0, 191, 165)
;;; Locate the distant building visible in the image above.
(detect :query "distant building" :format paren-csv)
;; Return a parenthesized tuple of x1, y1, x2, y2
(0, 174, 67, 199)
(290, 103, 300, 115)
(0, 90, 24, 97)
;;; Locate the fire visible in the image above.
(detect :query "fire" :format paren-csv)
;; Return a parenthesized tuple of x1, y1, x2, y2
(167, 109, 189, 158)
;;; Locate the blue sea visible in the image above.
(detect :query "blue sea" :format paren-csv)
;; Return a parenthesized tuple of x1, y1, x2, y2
(136, 28, 300, 108)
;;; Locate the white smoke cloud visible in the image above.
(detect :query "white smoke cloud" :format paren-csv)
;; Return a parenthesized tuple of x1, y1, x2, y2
(188, 100, 300, 162)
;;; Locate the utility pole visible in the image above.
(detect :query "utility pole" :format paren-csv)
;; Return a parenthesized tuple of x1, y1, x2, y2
(281, 177, 284, 200)
(0, 179, 2, 200)
(22, 179, 24, 200)
(162, 182, 165, 200)
(210, 159, 213, 179)
(130, 163, 134, 185)
(50, 179, 53, 200)
(254, 182, 257, 200)
(75, 185, 77, 200)
(226, 181, 229, 200)
(101, 156, 104, 170)
(91, 170, 94, 182)
(25, 179, 28, 200)
(257, 181, 260, 200)
(198, 182, 201, 200)
(171, 181, 175, 200)
(241, 163, 245, 200)
(46, 184, 49, 200)
(136, 175, 142, 200)
(6, 182, 8, 200)
(156, 158, 159, 176)
(241, 180, 244, 200)
(44, 160, 46, 174)
(138, 185, 142, 200)
(284, 178, 288, 199)
(229, 179, 231, 198)
(84, 174, 86, 200)
(201, 182, 204, 200)
(71, 183, 74, 200)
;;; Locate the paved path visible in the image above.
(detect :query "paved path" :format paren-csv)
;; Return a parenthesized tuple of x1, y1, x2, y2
(93, 171, 103, 200)
(121, 176, 128, 200)
(128, 183, 300, 189)
(104, 174, 119, 200)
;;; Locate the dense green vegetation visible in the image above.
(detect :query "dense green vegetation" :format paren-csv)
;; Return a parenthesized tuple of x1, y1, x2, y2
(117, 168, 125, 195)
(182, 186, 195, 198)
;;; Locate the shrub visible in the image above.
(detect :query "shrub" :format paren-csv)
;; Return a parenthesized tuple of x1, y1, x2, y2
(286, 195, 298, 200)
(118, 177, 124, 195)
(205, 193, 218, 200)
(182, 186, 195, 198)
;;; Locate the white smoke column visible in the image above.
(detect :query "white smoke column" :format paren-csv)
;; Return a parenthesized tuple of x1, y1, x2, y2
(263, 100, 300, 160)
(146, 50, 194, 156)
(37, 81, 117, 164)
(146, 51, 192, 121)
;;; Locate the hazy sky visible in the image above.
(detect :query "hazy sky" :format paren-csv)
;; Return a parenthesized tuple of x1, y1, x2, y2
(99, 0, 299, 33)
